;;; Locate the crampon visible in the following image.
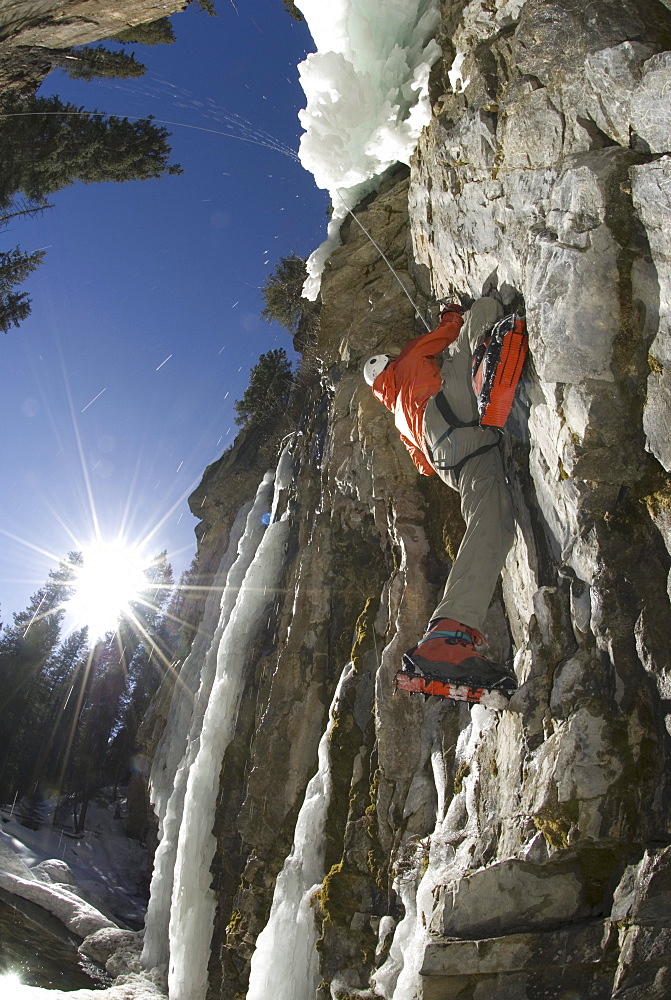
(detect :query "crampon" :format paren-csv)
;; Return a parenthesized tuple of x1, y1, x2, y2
(394, 668, 513, 710)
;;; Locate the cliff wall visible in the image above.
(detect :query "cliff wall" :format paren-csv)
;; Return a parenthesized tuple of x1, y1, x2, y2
(146, 3, 671, 999)
(0, 0, 188, 91)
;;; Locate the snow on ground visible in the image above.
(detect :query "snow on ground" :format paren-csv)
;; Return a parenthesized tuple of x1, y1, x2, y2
(0, 971, 166, 999)
(0, 866, 114, 939)
(295, 0, 441, 297)
(0, 795, 149, 929)
(0, 796, 162, 997)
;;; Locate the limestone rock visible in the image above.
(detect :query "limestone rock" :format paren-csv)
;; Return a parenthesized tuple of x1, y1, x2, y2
(0, 0, 188, 50)
(430, 857, 587, 939)
(421, 920, 617, 1000)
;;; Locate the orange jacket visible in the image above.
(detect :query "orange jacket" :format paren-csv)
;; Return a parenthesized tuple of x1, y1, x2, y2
(372, 310, 463, 475)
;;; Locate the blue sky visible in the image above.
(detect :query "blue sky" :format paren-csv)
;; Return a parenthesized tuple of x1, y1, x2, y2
(0, 1, 328, 619)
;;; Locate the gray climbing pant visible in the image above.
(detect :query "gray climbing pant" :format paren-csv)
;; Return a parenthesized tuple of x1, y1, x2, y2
(423, 298, 516, 631)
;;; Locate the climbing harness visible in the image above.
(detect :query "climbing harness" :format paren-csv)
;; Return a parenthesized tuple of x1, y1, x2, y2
(425, 391, 503, 480)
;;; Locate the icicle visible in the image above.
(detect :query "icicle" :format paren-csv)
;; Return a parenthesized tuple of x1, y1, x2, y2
(142, 498, 253, 970)
(142, 468, 280, 979)
(246, 661, 355, 1000)
(165, 464, 291, 1000)
(373, 706, 495, 998)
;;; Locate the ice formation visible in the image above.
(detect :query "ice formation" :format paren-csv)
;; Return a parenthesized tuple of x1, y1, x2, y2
(373, 707, 496, 998)
(139, 460, 291, 1000)
(246, 662, 355, 1000)
(295, 0, 441, 297)
(142, 499, 254, 970)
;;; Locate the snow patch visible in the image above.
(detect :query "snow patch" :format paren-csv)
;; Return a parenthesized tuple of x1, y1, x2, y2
(0, 870, 114, 939)
(448, 51, 470, 93)
(0, 972, 166, 999)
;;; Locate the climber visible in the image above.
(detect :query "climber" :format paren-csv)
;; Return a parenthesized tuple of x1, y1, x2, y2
(363, 297, 519, 705)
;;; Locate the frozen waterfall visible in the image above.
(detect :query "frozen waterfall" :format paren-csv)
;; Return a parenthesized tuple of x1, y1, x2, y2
(294, 0, 441, 298)
(246, 661, 355, 1000)
(142, 464, 291, 1000)
(142, 497, 253, 970)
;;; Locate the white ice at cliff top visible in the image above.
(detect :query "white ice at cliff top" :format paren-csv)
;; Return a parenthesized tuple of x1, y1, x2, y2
(295, 0, 441, 298)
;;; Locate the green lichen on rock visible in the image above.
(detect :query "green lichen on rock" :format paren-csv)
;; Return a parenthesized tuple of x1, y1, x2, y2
(364, 768, 387, 892)
(351, 597, 376, 674)
(454, 761, 470, 795)
(416, 471, 465, 564)
(225, 908, 244, 938)
(532, 795, 579, 850)
(316, 861, 362, 926)
(641, 468, 671, 516)
(648, 353, 665, 375)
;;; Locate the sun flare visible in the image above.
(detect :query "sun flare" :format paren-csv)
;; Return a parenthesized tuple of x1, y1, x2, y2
(0, 972, 27, 998)
(67, 541, 148, 639)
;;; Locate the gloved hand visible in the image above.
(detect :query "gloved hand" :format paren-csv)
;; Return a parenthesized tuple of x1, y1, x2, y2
(439, 303, 464, 320)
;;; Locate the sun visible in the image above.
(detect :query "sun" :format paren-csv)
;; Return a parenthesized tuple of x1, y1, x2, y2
(67, 540, 148, 639)
(0, 973, 28, 998)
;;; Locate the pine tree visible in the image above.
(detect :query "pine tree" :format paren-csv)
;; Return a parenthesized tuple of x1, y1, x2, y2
(163, 557, 199, 661)
(32, 627, 90, 792)
(0, 559, 75, 802)
(65, 636, 127, 832)
(261, 253, 320, 348)
(0, 549, 177, 829)
(0, 246, 46, 333)
(0, 196, 51, 226)
(59, 45, 146, 82)
(281, 0, 304, 21)
(193, 0, 217, 15)
(110, 18, 176, 46)
(0, 94, 182, 209)
(54, 553, 175, 831)
(261, 254, 309, 335)
(106, 554, 175, 783)
(234, 348, 294, 428)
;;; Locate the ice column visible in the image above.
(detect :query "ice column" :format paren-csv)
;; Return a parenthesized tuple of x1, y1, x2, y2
(246, 662, 355, 1000)
(167, 471, 290, 1000)
(373, 706, 496, 998)
(142, 470, 281, 979)
(142, 497, 253, 969)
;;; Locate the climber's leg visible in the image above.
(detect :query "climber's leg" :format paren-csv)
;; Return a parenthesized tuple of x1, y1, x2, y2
(431, 444, 515, 631)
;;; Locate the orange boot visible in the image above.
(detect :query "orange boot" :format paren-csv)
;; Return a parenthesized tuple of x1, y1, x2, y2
(401, 618, 516, 700)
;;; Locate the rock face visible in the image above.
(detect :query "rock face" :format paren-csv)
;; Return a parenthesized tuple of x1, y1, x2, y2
(144, 3, 671, 1000)
(0, 0, 188, 92)
(0, 0, 187, 47)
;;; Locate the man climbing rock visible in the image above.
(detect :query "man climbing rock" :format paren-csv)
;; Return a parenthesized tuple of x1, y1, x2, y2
(363, 297, 518, 704)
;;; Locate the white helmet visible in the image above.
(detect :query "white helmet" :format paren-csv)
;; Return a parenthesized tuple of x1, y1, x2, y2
(363, 354, 392, 386)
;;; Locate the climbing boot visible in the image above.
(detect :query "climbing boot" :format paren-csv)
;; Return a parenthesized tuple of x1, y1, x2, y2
(396, 618, 517, 706)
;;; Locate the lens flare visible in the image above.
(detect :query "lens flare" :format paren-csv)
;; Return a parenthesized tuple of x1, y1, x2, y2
(67, 541, 148, 639)
(0, 972, 27, 998)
